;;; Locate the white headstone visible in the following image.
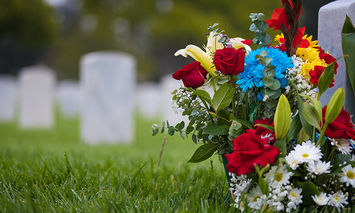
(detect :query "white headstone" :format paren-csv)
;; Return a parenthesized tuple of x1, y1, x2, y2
(57, 81, 80, 118)
(18, 65, 56, 128)
(318, 0, 355, 118)
(136, 83, 161, 119)
(80, 51, 136, 144)
(160, 74, 188, 126)
(0, 76, 17, 122)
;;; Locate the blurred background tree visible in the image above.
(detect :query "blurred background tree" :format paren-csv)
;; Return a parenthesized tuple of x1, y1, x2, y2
(0, 0, 335, 81)
(0, 0, 57, 75)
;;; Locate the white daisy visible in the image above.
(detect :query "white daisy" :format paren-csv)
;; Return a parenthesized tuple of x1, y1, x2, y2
(265, 164, 293, 186)
(339, 165, 355, 187)
(329, 191, 348, 209)
(288, 188, 302, 204)
(307, 161, 331, 175)
(293, 140, 322, 163)
(247, 186, 266, 210)
(312, 192, 329, 206)
(329, 138, 352, 154)
(285, 151, 299, 170)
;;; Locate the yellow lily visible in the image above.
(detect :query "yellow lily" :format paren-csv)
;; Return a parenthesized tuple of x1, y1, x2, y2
(175, 32, 219, 77)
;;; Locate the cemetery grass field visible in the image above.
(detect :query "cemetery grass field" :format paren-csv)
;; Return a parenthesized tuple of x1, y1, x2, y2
(0, 113, 233, 212)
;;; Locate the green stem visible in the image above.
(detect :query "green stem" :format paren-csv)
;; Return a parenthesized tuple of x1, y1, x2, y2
(210, 78, 216, 93)
(316, 123, 328, 146)
(328, 146, 335, 161)
(312, 127, 316, 143)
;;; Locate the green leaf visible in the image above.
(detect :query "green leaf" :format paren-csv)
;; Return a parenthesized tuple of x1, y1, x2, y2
(188, 143, 218, 163)
(273, 139, 286, 157)
(301, 95, 323, 121)
(325, 88, 345, 124)
(161, 121, 165, 133)
(295, 180, 320, 206)
(168, 127, 175, 136)
(287, 113, 302, 141)
(228, 120, 243, 140)
(203, 124, 229, 136)
(302, 103, 322, 130)
(297, 96, 313, 137)
(274, 94, 292, 140)
(175, 121, 185, 130)
(193, 89, 212, 105)
(212, 83, 235, 111)
(255, 123, 275, 132)
(342, 15, 355, 94)
(152, 124, 159, 136)
(317, 63, 335, 97)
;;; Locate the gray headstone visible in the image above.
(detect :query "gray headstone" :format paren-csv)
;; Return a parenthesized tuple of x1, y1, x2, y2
(80, 51, 136, 144)
(136, 83, 161, 119)
(318, 0, 355, 119)
(160, 74, 188, 126)
(0, 76, 17, 122)
(57, 81, 80, 118)
(18, 65, 56, 129)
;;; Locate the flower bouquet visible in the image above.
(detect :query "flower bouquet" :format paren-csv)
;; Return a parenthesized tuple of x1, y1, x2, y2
(152, 0, 355, 211)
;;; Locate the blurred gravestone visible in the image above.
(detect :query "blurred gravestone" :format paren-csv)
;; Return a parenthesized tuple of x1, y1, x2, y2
(80, 52, 136, 144)
(0, 76, 17, 122)
(160, 74, 188, 126)
(136, 83, 161, 119)
(57, 81, 80, 118)
(318, 0, 355, 120)
(19, 65, 56, 128)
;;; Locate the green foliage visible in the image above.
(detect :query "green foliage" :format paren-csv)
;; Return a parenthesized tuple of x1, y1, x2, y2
(302, 102, 322, 130)
(188, 143, 218, 163)
(317, 63, 336, 99)
(342, 15, 355, 94)
(295, 180, 320, 206)
(324, 88, 345, 124)
(249, 13, 271, 48)
(212, 83, 235, 112)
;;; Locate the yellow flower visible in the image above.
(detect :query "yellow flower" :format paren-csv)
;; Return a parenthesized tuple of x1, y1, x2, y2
(301, 35, 319, 49)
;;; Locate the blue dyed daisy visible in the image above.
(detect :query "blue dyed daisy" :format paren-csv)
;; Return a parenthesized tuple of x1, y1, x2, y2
(236, 47, 294, 91)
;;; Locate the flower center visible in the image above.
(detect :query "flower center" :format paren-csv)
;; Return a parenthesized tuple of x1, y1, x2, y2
(253, 195, 261, 202)
(275, 172, 283, 182)
(346, 171, 355, 179)
(291, 192, 297, 198)
(302, 153, 309, 158)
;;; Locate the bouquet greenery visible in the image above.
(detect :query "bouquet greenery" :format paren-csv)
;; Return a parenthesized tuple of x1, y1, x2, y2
(153, 0, 355, 211)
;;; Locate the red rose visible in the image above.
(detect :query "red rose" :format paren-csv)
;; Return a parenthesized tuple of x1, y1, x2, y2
(254, 118, 276, 143)
(172, 61, 208, 89)
(309, 65, 334, 88)
(213, 48, 245, 76)
(225, 129, 280, 176)
(322, 106, 355, 140)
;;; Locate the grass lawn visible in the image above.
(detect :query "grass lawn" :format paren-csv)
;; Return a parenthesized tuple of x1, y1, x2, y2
(0, 114, 233, 212)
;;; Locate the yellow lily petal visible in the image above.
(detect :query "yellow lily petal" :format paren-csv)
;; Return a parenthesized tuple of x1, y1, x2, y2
(175, 45, 216, 77)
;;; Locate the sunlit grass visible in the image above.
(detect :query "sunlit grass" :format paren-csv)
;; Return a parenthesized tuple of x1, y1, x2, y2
(0, 113, 231, 212)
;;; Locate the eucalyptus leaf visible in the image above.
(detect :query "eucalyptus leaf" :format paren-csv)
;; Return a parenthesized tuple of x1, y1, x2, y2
(188, 143, 218, 163)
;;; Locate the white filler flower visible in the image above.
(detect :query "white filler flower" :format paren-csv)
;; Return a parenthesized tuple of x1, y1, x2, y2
(266, 164, 293, 186)
(307, 161, 331, 175)
(329, 191, 348, 209)
(312, 192, 329, 206)
(247, 186, 266, 210)
(339, 165, 355, 187)
(293, 140, 322, 163)
(286, 188, 303, 211)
